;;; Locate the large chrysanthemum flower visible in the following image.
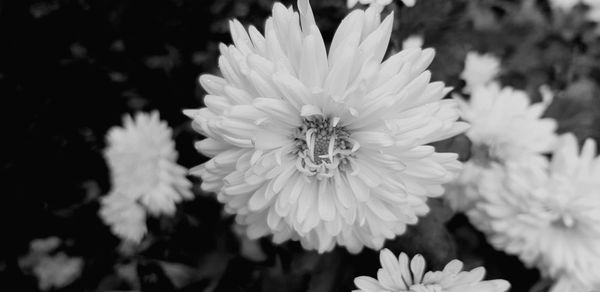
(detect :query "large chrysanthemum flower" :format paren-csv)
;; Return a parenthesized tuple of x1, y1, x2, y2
(185, 0, 468, 253)
(100, 111, 193, 242)
(474, 134, 600, 284)
(353, 248, 510, 292)
(445, 83, 557, 211)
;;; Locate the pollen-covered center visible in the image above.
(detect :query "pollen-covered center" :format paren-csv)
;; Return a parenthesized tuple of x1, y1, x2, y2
(293, 116, 358, 178)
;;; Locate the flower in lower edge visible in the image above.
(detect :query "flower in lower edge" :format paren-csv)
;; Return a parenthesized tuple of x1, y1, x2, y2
(100, 111, 193, 242)
(185, 0, 468, 253)
(475, 134, 600, 284)
(354, 249, 510, 292)
(460, 52, 500, 93)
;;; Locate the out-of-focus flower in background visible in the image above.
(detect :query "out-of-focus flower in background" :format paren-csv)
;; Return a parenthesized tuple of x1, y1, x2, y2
(460, 52, 500, 94)
(445, 82, 557, 211)
(100, 111, 193, 242)
(474, 134, 600, 289)
(19, 237, 84, 291)
(353, 248, 510, 292)
(549, 0, 581, 11)
(186, 0, 468, 253)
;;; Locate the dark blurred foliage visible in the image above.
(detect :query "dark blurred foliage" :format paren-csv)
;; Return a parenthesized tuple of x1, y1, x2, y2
(2, 0, 600, 291)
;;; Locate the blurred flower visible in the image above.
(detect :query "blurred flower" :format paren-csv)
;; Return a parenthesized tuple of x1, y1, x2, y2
(186, 0, 467, 253)
(34, 253, 84, 291)
(446, 83, 557, 211)
(549, 0, 580, 11)
(19, 238, 83, 291)
(100, 193, 147, 243)
(353, 248, 510, 292)
(475, 134, 600, 285)
(551, 274, 600, 292)
(101, 111, 192, 242)
(444, 161, 505, 212)
(402, 35, 423, 50)
(456, 83, 556, 164)
(460, 52, 500, 93)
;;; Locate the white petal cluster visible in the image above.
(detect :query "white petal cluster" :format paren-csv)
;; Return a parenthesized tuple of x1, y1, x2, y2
(100, 111, 193, 242)
(186, 0, 467, 253)
(549, 0, 581, 11)
(551, 275, 600, 292)
(353, 248, 510, 292)
(446, 82, 557, 211)
(473, 134, 600, 289)
(460, 52, 500, 93)
(19, 237, 84, 291)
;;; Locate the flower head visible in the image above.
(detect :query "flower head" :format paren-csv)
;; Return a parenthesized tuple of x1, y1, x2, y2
(353, 248, 510, 292)
(456, 82, 557, 164)
(100, 111, 192, 242)
(186, 0, 467, 253)
(460, 52, 500, 93)
(445, 83, 556, 211)
(474, 134, 600, 283)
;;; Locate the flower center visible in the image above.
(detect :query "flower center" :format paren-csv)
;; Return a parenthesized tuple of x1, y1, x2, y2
(293, 116, 358, 179)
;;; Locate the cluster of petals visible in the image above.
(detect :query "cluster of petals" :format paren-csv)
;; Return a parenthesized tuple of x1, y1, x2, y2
(100, 111, 193, 242)
(353, 248, 510, 292)
(445, 82, 557, 211)
(186, 0, 467, 253)
(471, 134, 600, 289)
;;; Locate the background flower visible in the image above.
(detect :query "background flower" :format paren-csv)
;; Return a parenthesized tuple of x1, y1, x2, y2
(100, 111, 192, 242)
(474, 134, 600, 286)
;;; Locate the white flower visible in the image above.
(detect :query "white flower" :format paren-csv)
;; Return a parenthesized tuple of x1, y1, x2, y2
(549, 0, 581, 11)
(34, 253, 84, 291)
(551, 275, 600, 292)
(445, 83, 557, 211)
(402, 35, 423, 50)
(353, 248, 510, 292)
(475, 134, 600, 283)
(100, 111, 192, 242)
(460, 52, 500, 93)
(456, 82, 557, 164)
(100, 193, 147, 243)
(19, 238, 84, 291)
(185, 0, 468, 253)
(347, 0, 416, 9)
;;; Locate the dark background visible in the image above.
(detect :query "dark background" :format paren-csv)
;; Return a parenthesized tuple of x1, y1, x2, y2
(2, 0, 600, 291)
